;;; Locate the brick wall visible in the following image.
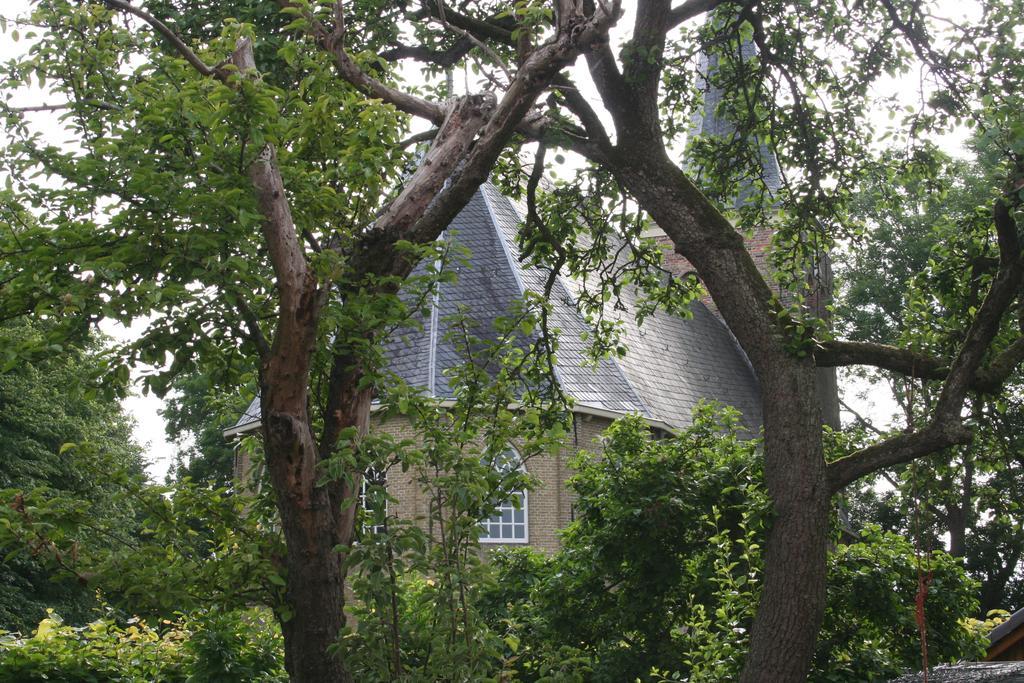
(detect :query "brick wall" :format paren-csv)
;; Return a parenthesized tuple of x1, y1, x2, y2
(374, 411, 613, 555)
(654, 226, 789, 318)
(228, 410, 616, 554)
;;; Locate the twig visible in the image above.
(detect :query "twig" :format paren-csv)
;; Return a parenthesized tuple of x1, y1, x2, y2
(430, 0, 513, 85)
(102, 0, 222, 80)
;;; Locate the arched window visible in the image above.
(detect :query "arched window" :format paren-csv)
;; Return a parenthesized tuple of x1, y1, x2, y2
(479, 448, 528, 544)
(359, 466, 387, 536)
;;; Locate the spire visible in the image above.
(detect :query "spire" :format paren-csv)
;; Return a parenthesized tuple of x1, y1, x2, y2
(688, 31, 782, 203)
(686, 22, 841, 429)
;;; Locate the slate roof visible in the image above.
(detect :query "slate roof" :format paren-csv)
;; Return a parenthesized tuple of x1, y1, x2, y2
(376, 183, 763, 432)
(889, 662, 1024, 682)
(225, 182, 763, 437)
(989, 607, 1024, 648)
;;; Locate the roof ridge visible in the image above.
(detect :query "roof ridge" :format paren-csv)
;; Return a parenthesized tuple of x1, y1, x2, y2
(497, 186, 654, 420)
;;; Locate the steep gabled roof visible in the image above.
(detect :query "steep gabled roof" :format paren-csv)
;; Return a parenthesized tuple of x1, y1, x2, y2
(382, 183, 762, 433)
(226, 183, 763, 437)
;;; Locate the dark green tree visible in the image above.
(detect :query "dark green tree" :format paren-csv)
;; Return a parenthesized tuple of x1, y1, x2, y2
(475, 413, 983, 683)
(162, 371, 255, 487)
(836, 148, 1024, 614)
(2, 1, 1022, 680)
(0, 2, 613, 679)
(0, 319, 145, 632)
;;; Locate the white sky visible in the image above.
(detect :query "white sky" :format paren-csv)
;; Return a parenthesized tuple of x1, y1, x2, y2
(0, 0, 981, 482)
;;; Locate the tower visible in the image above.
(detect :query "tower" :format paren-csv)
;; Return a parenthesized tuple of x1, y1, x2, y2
(648, 31, 841, 428)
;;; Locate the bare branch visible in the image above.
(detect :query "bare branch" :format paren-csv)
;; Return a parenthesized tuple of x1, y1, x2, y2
(428, 0, 513, 85)
(667, 0, 728, 28)
(102, 0, 221, 79)
(398, 128, 440, 148)
(236, 296, 271, 359)
(380, 38, 473, 67)
(551, 74, 612, 150)
(815, 340, 949, 380)
(416, 0, 516, 46)
(838, 397, 886, 436)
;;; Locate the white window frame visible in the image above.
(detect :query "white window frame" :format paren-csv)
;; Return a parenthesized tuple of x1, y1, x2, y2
(360, 466, 387, 536)
(479, 448, 529, 545)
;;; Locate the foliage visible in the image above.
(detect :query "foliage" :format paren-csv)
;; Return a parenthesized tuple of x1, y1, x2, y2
(161, 371, 256, 487)
(0, 607, 286, 682)
(534, 408, 766, 682)
(340, 303, 571, 681)
(0, 319, 145, 632)
(467, 414, 984, 683)
(836, 142, 1024, 614)
(0, 476, 285, 624)
(1, 0, 1022, 679)
(815, 526, 985, 682)
(0, 0, 411, 392)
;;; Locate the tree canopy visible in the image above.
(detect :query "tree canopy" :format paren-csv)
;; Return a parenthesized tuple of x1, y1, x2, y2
(0, 319, 144, 632)
(1, 0, 1022, 680)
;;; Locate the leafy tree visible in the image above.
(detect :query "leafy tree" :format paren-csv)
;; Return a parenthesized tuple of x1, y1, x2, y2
(0, 1, 612, 679)
(0, 319, 144, 632)
(836, 148, 1024, 614)
(1, 1, 1022, 681)
(472, 414, 983, 683)
(161, 371, 255, 487)
(342, 303, 570, 681)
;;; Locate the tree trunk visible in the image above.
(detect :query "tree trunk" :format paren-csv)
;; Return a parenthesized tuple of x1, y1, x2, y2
(739, 363, 831, 683)
(272, 475, 351, 683)
(261, 400, 354, 682)
(612, 152, 833, 683)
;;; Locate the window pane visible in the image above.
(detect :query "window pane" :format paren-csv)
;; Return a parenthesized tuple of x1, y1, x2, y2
(479, 449, 527, 542)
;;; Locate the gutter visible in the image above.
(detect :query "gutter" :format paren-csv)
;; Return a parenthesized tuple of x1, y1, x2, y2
(223, 399, 676, 439)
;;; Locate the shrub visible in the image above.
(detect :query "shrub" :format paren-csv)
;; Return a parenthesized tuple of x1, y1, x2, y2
(0, 608, 285, 682)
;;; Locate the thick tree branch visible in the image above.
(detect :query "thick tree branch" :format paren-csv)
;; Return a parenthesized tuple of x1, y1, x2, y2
(584, 44, 633, 134)
(816, 340, 949, 380)
(379, 37, 473, 67)
(667, 0, 728, 29)
(347, 0, 620, 282)
(827, 421, 972, 493)
(551, 74, 612, 151)
(416, 0, 516, 46)
(398, 128, 440, 149)
(817, 337, 1024, 394)
(828, 198, 1024, 492)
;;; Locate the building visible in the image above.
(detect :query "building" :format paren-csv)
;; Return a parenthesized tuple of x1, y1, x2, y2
(225, 180, 764, 552)
(988, 607, 1024, 662)
(225, 37, 838, 553)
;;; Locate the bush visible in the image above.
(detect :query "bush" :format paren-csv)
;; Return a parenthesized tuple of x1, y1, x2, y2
(0, 608, 285, 682)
